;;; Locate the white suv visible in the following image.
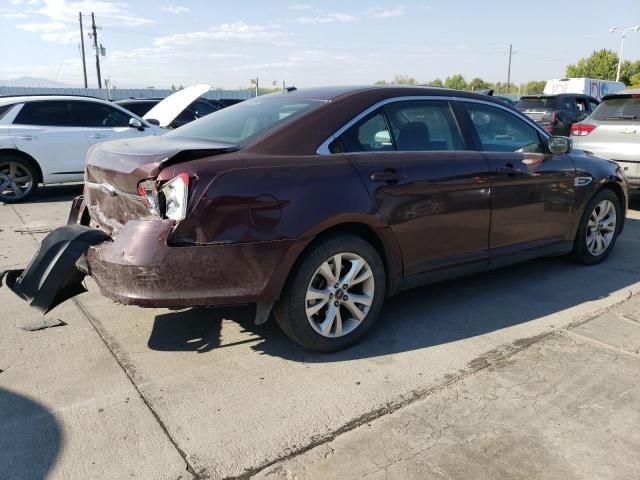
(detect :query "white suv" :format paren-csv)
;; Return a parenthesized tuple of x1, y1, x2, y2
(0, 85, 210, 202)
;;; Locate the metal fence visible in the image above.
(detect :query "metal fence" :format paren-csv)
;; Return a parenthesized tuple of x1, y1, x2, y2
(0, 86, 255, 101)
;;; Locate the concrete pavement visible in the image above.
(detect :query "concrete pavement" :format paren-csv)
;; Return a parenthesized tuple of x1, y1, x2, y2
(1, 186, 639, 479)
(254, 299, 640, 479)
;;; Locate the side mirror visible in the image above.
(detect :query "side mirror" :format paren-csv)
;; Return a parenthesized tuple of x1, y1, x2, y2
(129, 117, 143, 130)
(547, 136, 572, 155)
(146, 118, 160, 127)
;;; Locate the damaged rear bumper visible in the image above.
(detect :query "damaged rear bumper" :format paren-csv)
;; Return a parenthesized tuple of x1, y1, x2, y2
(84, 220, 296, 308)
(4, 218, 297, 312)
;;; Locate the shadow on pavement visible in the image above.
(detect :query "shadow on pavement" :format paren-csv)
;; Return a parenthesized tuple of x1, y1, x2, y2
(0, 387, 62, 478)
(147, 217, 640, 362)
(25, 183, 83, 205)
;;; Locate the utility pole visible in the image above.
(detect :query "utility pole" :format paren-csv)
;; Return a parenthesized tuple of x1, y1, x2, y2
(79, 12, 88, 88)
(90, 12, 102, 89)
(610, 26, 640, 82)
(506, 44, 513, 94)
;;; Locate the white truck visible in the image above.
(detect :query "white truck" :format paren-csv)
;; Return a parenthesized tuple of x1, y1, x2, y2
(543, 78, 625, 101)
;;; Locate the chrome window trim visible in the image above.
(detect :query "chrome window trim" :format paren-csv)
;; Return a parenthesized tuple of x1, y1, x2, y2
(316, 95, 551, 155)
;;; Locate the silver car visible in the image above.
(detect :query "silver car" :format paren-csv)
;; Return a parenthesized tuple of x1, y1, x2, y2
(571, 89, 640, 191)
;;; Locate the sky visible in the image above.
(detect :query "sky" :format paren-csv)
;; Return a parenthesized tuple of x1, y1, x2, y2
(1, 0, 639, 89)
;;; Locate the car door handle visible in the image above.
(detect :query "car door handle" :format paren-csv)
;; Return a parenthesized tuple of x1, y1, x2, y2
(16, 135, 34, 141)
(370, 170, 406, 183)
(89, 134, 107, 139)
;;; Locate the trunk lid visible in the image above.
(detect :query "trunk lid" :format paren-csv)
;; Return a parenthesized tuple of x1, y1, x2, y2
(84, 135, 238, 233)
(143, 84, 210, 128)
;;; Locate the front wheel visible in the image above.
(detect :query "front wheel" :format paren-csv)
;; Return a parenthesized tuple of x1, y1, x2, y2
(274, 234, 387, 352)
(571, 189, 622, 265)
(0, 156, 38, 203)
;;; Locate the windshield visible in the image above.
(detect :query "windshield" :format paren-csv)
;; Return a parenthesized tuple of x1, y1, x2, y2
(591, 96, 640, 121)
(166, 96, 323, 145)
(516, 97, 556, 110)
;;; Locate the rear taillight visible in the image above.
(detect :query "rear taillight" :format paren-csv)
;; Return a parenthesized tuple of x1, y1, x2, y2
(160, 173, 189, 221)
(137, 179, 160, 216)
(570, 124, 597, 136)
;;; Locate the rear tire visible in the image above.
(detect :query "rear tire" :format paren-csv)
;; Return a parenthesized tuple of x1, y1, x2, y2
(571, 189, 622, 265)
(0, 155, 39, 203)
(274, 234, 386, 352)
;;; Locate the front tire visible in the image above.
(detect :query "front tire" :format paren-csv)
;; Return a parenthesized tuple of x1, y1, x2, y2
(571, 189, 622, 265)
(274, 234, 387, 352)
(0, 156, 38, 203)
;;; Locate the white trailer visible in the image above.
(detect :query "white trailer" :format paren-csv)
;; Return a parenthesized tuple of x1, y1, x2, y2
(543, 78, 625, 101)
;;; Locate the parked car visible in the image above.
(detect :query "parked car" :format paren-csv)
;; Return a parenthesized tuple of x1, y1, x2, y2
(0, 85, 211, 202)
(216, 98, 245, 108)
(117, 97, 225, 128)
(571, 89, 640, 192)
(516, 94, 599, 136)
(6, 86, 628, 352)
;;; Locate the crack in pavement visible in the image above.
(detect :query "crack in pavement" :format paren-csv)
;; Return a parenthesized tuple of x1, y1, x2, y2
(247, 286, 640, 479)
(71, 297, 203, 480)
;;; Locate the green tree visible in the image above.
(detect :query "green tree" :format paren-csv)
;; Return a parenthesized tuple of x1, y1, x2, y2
(467, 77, 491, 91)
(428, 78, 444, 87)
(630, 72, 640, 88)
(444, 74, 466, 90)
(524, 80, 546, 94)
(392, 74, 418, 85)
(373, 80, 390, 85)
(566, 49, 620, 81)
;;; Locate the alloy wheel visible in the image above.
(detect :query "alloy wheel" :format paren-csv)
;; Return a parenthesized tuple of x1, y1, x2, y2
(586, 199, 617, 256)
(0, 161, 34, 201)
(305, 252, 375, 338)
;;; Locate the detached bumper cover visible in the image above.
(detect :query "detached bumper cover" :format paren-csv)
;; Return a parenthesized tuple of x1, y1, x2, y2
(2, 225, 109, 313)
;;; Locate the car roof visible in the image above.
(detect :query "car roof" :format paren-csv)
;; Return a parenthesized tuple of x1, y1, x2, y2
(0, 95, 107, 106)
(603, 88, 640, 99)
(266, 85, 510, 104)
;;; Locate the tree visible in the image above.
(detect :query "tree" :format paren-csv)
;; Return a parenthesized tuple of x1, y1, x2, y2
(373, 80, 390, 85)
(630, 72, 640, 88)
(392, 74, 418, 85)
(444, 74, 466, 91)
(566, 49, 620, 81)
(467, 77, 491, 91)
(524, 80, 546, 94)
(428, 78, 443, 87)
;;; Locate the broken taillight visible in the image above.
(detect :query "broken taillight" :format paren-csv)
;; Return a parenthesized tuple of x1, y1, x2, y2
(160, 173, 189, 221)
(137, 179, 160, 216)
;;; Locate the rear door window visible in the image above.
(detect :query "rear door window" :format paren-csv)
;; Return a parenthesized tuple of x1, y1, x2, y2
(69, 101, 131, 127)
(385, 100, 464, 151)
(464, 102, 544, 153)
(13, 101, 74, 126)
(333, 111, 393, 153)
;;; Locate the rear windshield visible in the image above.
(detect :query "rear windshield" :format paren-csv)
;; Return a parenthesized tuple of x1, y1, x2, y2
(516, 97, 556, 110)
(591, 96, 640, 121)
(167, 96, 323, 145)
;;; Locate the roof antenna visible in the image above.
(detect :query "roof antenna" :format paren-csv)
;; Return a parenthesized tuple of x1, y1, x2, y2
(286, 86, 297, 92)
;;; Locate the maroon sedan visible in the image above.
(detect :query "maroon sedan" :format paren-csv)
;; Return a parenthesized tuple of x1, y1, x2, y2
(6, 86, 629, 352)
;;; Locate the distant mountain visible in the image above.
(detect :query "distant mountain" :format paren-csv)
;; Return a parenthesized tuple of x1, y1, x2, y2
(0, 76, 77, 88)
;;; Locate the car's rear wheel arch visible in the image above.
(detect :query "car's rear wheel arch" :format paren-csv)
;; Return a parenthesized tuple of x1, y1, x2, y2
(0, 149, 43, 183)
(282, 222, 398, 299)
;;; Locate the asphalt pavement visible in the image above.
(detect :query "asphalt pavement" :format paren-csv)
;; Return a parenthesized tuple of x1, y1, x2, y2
(1, 185, 639, 479)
